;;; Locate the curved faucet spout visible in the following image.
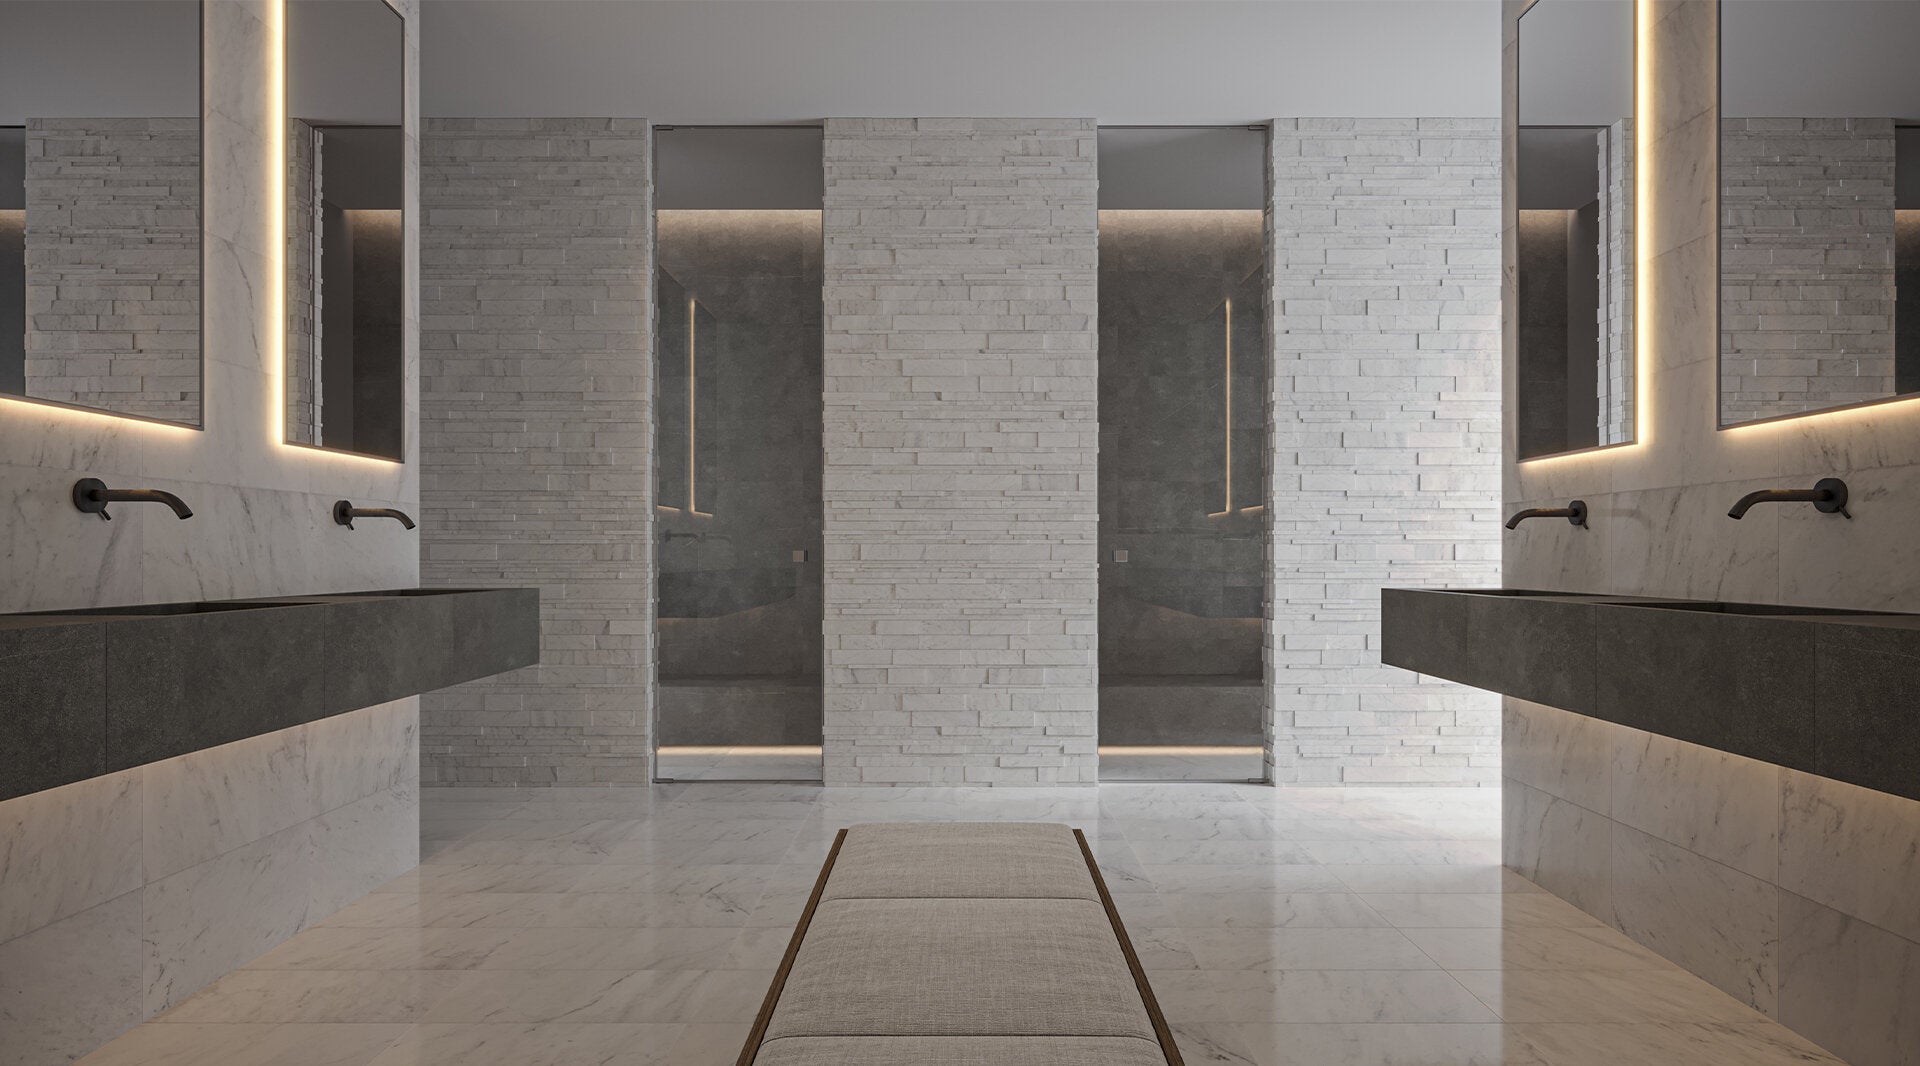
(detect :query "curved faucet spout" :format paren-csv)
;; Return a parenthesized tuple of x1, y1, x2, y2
(1505, 500, 1588, 530)
(333, 500, 417, 530)
(71, 479, 193, 520)
(1728, 478, 1849, 520)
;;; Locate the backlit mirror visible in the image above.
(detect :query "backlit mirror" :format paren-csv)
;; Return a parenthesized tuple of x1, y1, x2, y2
(285, 0, 405, 459)
(1515, 0, 1635, 459)
(1720, 0, 1920, 426)
(0, 1, 202, 425)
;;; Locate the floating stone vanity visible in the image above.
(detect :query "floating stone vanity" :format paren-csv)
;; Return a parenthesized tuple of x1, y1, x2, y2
(0, 588, 539, 801)
(1381, 589, 1920, 803)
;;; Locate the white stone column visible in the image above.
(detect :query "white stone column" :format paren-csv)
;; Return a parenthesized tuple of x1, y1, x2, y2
(820, 118, 1100, 786)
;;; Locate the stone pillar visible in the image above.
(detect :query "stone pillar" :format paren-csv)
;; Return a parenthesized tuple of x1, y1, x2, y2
(820, 118, 1099, 786)
(418, 118, 655, 785)
(1265, 118, 1504, 785)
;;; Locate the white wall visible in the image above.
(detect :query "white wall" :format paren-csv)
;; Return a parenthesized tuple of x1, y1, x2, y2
(421, 0, 1503, 122)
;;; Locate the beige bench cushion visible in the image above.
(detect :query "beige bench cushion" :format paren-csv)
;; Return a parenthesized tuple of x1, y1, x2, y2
(754, 1035, 1169, 1066)
(764, 897, 1154, 1041)
(824, 822, 1098, 901)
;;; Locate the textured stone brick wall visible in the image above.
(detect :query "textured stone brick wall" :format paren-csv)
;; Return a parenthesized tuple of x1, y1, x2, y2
(23, 118, 201, 423)
(1265, 118, 1503, 785)
(418, 118, 655, 786)
(1721, 118, 1897, 424)
(286, 119, 319, 444)
(820, 118, 1099, 786)
(1600, 118, 1634, 444)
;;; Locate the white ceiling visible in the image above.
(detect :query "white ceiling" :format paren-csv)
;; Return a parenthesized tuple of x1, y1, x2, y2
(421, 0, 1504, 122)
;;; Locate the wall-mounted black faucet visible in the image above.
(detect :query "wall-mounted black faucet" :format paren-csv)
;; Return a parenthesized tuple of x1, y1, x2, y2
(72, 478, 193, 521)
(1727, 478, 1849, 520)
(334, 500, 416, 530)
(1505, 500, 1587, 530)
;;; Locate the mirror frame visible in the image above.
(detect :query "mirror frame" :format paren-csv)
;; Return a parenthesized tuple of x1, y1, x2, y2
(1511, 0, 1642, 463)
(1714, 0, 1920, 430)
(0, 0, 206, 430)
(279, 0, 408, 463)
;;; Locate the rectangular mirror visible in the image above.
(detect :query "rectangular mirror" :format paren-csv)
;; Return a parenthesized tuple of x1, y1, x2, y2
(285, 0, 405, 459)
(1514, 0, 1635, 459)
(0, 1, 202, 426)
(1720, 0, 1920, 426)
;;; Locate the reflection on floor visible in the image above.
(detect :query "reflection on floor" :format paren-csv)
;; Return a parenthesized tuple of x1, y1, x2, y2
(1100, 745, 1267, 782)
(78, 784, 1841, 1066)
(655, 746, 823, 782)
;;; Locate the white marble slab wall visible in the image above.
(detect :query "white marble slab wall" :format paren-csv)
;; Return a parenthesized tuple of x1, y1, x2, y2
(1266, 118, 1504, 785)
(0, 2, 424, 1062)
(0, 698, 419, 1066)
(1502, 3, 1920, 1063)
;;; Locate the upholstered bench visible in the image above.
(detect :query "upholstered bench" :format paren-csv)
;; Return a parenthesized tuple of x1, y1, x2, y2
(738, 822, 1181, 1066)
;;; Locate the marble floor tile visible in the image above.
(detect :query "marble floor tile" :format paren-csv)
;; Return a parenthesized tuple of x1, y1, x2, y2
(72, 783, 1837, 1066)
(1233, 1022, 1544, 1065)
(152, 969, 465, 1024)
(77, 1023, 411, 1066)
(1400, 925, 1669, 971)
(420, 970, 710, 1024)
(1149, 969, 1502, 1024)
(1357, 892, 1603, 929)
(363, 1022, 688, 1066)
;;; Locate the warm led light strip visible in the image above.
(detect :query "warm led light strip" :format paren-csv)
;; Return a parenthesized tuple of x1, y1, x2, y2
(267, 0, 397, 465)
(1519, 0, 1654, 466)
(686, 296, 710, 518)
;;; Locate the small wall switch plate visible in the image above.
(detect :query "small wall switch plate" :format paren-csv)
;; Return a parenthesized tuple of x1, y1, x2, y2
(1112, 550, 1128, 563)
(792, 550, 808, 562)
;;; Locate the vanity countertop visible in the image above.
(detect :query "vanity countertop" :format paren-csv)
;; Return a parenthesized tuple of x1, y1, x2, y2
(1381, 588, 1920, 803)
(0, 588, 539, 802)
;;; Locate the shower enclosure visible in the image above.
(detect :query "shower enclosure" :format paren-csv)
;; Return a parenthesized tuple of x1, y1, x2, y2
(1097, 128, 1268, 782)
(653, 127, 824, 781)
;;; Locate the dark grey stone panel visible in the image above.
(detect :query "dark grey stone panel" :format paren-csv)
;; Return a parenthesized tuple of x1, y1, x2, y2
(1379, 588, 1470, 681)
(1594, 608, 1816, 770)
(1099, 677, 1263, 745)
(104, 606, 327, 771)
(658, 677, 823, 746)
(1467, 596, 1597, 712)
(1814, 619, 1920, 799)
(0, 620, 107, 798)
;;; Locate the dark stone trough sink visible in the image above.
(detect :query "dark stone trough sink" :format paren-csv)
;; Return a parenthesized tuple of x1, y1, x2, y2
(1381, 586, 1920, 804)
(0, 587, 539, 802)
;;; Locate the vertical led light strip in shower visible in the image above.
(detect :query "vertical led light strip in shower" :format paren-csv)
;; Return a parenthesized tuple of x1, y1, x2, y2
(686, 295, 710, 518)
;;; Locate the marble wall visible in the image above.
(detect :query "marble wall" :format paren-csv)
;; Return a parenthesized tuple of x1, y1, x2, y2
(1503, 3, 1920, 1063)
(0, 2, 424, 1062)
(0, 699, 419, 1065)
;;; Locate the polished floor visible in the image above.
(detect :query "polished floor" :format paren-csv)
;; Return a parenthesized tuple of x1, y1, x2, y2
(655, 746, 1270, 783)
(79, 783, 1842, 1065)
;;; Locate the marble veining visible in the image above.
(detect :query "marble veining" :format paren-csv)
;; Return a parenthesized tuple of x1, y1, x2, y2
(66, 782, 1847, 1066)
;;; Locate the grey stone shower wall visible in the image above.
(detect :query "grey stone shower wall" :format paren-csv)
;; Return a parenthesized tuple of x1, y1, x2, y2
(655, 210, 823, 683)
(23, 118, 201, 423)
(1721, 118, 1897, 424)
(419, 118, 655, 785)
(820, 117, 1099, 786)
(1266, 118, 1503, 785)
(1097, 210, 1264, 680)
